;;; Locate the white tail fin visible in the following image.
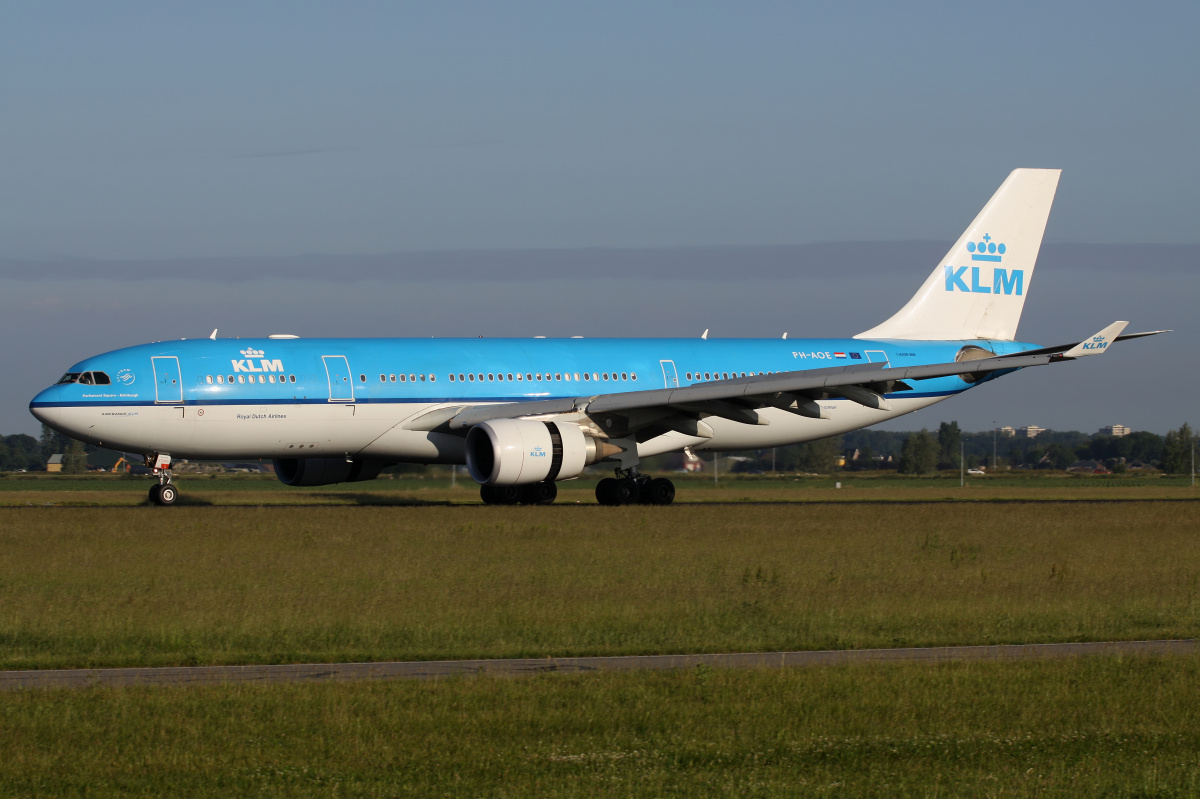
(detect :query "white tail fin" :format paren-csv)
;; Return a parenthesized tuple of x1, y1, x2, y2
(856, 168, 1061, 341)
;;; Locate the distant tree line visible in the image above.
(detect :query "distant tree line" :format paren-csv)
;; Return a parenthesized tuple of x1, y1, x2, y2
(715, 422, 1197, 476)
(0, 426, 105, 474)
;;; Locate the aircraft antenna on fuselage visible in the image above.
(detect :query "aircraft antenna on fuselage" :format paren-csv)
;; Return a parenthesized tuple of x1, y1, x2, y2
(209, 329, 218, 340)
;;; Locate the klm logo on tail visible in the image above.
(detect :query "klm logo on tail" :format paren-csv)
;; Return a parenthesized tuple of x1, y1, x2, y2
(944, 234, 1023, 295)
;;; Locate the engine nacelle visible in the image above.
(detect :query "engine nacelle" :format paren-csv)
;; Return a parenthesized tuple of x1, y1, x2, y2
(273, 457, 390, 486)
(466, 419, 600, 486)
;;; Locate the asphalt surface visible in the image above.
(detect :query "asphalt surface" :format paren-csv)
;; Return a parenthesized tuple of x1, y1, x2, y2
(2, 639, 1196, 691)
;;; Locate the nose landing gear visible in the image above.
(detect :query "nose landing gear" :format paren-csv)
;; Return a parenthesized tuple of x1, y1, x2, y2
(145, 453, 177, 506)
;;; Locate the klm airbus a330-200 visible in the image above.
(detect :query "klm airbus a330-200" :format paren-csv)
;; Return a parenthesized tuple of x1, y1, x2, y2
(30, 169, 1165, 506)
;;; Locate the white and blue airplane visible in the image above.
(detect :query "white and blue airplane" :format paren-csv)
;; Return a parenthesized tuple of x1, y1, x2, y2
(30, 169, 1163, 505)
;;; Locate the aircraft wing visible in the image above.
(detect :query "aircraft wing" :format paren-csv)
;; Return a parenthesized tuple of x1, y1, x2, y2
(402, 323, 1165, 436)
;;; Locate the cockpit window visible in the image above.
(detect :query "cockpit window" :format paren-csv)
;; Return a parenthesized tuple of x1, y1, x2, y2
(57, 371, 111, 386)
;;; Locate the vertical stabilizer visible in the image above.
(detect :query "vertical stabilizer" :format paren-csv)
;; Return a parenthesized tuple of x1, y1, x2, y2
(855, 168, 1061, 341)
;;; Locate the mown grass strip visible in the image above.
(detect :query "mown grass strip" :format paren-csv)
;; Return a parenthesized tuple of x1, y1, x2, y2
(2, 655, 1198, 796)
(3, 502, 1199, 669)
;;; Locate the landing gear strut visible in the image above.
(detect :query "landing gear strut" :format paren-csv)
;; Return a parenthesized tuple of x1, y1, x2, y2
(596, 469, 674, 506)
(146, 453, 177, 506)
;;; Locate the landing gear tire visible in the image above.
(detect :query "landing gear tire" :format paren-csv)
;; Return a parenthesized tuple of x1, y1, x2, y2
(157, 484, 178, 505)
(644, 477, 675, 506)
(481, 484, 521, 505)
(148, 484, 162, 504)
(614, 478, 640, 505)
(596, 477, 619, 506)
(520, 482, 558, 505)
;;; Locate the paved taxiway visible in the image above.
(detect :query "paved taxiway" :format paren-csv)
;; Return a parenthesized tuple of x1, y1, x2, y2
(2, 639, 1195, 690)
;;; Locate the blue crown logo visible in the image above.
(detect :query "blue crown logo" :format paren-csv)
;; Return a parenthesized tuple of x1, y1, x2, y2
(966, 233, 1005, 262)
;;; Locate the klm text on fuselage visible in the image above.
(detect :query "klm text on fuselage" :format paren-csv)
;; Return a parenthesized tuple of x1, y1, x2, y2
(944, 265, 1024, 295)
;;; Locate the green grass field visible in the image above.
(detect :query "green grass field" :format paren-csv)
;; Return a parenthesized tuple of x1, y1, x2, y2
(3, 656, 1199, 796)
(3, 485, 1199, 796)
(2, 500, 1198, 670)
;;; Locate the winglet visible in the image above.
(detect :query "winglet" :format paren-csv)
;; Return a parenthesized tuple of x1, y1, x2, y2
(1063, 321, 1128, 357)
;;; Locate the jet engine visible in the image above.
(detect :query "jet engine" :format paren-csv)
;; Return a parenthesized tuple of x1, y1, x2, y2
(466, 419, 609, 486)
(273, 457, 391, 486)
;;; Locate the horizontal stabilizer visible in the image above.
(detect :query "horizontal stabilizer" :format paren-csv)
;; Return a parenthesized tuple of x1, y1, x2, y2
(1063, 321, 1128, 358)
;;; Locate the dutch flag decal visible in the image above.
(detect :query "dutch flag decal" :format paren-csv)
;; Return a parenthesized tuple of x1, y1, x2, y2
(834, 352, 847, 359)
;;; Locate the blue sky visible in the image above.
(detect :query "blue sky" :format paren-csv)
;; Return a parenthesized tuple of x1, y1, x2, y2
(4, 2, 1198, 257)
(2, 2, 1197, 435)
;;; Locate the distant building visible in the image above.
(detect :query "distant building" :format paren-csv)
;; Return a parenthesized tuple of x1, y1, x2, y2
(998, 426, 1016, 437)
(1100, 425, 1132, 437)
(46, 453, 63, 473)
(1018, 425, 1045, 438)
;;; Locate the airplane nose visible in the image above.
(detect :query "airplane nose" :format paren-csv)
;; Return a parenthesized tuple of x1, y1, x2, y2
(29, 386, 66, 429)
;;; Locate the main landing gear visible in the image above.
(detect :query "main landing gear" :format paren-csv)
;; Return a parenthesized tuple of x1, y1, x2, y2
(595, 469, 675, 506)
(146, 453, 178, 506)
(480, 482, 559, 506)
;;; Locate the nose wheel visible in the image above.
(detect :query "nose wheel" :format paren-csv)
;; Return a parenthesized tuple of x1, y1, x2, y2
(148, 482, 178, 505)
(146, 453, 178, 506)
